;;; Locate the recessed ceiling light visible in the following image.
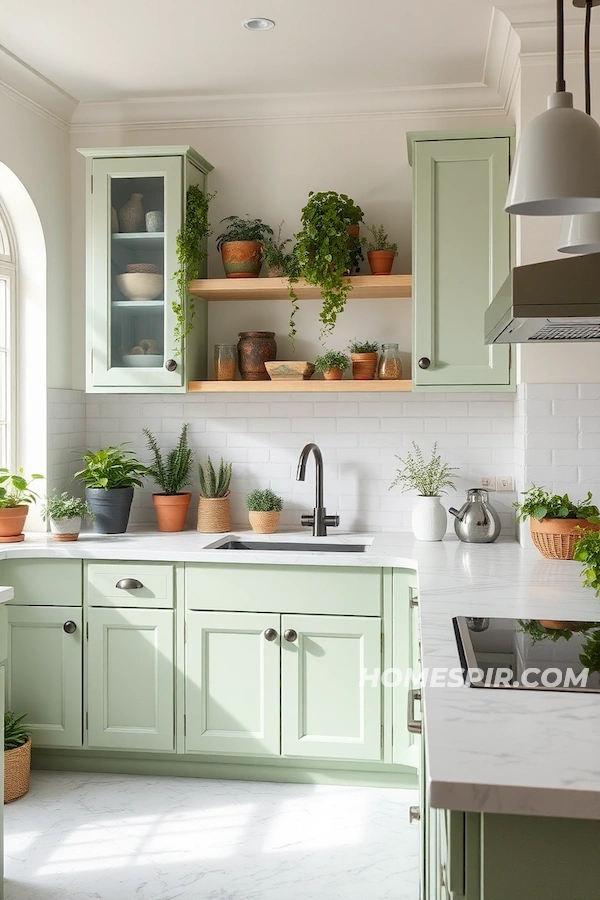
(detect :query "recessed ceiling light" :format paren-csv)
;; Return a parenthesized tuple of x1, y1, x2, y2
(243, 17, 275, 31)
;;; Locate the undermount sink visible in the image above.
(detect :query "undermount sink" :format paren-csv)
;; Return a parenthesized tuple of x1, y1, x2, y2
(209, 538, 367, 553)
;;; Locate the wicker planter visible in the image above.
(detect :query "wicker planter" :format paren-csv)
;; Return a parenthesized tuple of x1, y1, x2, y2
(5, 737, 31, 803)
(249, 510, 281, 534)
(529, 517, 600, 560)
(197, 495, 232, 533)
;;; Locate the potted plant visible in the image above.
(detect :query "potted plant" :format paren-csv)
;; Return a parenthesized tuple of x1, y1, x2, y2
(361, 224, 398, 276)
(294, 191, 364, 337)
(173, 185, 215, 359)
(197, 457, 232, 533)
(515, 486, 600, 559)
(216, 215, 274, 278)
(314, 350, 350, 381)
(144, 424, 194, 533)
(4, 711, 31, 803)
(0, 469, 43, 543)
(262, 223, 297, 277)
(349, 339, 380, 380)
(74, 444, 148, 535)
(246, 488, 283, 534)
(41, 492, 93, 541)
(389, 442, 458, 541)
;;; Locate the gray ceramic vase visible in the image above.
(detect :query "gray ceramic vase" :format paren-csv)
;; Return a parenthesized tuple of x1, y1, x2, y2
(118, 193, 144, 233)
(86, 487, 134, 534)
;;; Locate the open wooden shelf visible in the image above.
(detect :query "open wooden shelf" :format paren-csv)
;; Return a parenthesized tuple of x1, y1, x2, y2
(188, 379, 413, 393)
(188, 274, 412, 301)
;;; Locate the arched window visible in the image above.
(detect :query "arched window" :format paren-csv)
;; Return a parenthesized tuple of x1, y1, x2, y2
(0, 204, 16, 470)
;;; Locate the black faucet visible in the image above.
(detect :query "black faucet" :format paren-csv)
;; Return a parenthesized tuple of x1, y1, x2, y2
(296, 443, 340, 537)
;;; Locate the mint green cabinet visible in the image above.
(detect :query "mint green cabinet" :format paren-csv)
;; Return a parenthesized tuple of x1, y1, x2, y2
(408, 130, 513, 391)
(392, 571, 420, 768)
(7, 606, 83, 748)
(281, 614, 382, 761)
(78, 146, 213, 394)
(87, 607, 174, 751)
(2, 559, 82, 606)
(185, 611, 280, 756)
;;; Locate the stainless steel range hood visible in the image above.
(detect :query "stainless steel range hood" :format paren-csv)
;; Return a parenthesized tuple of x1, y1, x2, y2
(485, 252, 600, 343)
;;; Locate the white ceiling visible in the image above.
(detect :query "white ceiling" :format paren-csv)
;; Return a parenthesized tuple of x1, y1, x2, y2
(0, 0, 506, 102)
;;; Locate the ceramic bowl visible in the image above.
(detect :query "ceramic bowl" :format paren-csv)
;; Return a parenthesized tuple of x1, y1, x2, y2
(264, 361, 315, 381)
(116, 273, 163, 301)
(125, 263, 160, 274)
(121, 354, 163, 368)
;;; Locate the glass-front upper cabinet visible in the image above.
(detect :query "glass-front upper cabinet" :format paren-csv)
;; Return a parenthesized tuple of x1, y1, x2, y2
(78, 147, 213, 392)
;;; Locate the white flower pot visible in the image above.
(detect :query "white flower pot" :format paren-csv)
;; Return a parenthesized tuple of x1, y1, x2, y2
(411, 496, 447, 542)
(49, 516, 82, 542)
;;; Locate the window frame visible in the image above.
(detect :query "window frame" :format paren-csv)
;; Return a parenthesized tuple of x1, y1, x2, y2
(0, 200, 17, 471)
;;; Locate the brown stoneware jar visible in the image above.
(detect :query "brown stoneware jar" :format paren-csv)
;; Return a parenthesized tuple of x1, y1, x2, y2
(237, 332, 277, 381)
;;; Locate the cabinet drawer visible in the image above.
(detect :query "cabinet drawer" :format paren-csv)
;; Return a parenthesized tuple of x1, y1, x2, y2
(185, 564, 382, 615)
(87, 563, 174, 608)
(3, 559, 82, 606)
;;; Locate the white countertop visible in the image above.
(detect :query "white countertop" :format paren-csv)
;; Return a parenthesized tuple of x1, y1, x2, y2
(3, 528, 600, 820)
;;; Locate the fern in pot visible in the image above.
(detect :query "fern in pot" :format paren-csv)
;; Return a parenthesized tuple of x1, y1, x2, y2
(197, 457, 232, 533)
(389, 442, 457, 541)
(216, 216, 274, 279)
(41, 492, 93, 542)
(144, 424, 194, 533)
(246, 488, 283, 534)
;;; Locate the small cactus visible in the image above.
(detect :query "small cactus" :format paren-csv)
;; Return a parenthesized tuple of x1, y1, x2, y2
(198, 457, 232, 498)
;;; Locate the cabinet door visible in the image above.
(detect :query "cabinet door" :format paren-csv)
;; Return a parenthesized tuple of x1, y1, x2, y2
(281, 614, 382, 761)
(89, 155, 183, 390)
(7, 607, 83, 748)
(412, 136, 511, 388)
(392, 570, 421, 767)
(185, 611, 280, 756)
(87, 607, 174, 751)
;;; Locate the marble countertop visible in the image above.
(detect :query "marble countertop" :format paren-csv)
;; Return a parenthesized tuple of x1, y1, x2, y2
(3, 529, 600, 820)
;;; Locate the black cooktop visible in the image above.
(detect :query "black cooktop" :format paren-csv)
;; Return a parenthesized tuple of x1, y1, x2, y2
(454, 616, 600, 692)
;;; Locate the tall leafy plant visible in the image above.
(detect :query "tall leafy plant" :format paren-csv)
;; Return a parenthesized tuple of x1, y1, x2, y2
(173, 186, 215, 358)
(74, 445, 147, 490)
(144, 424, 193, 495)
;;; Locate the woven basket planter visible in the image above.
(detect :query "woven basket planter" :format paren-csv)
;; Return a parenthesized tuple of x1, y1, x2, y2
(530, 517, 600, 560)
(249, 510, 281, 534)
(197, 495, 232, 533)
(5, 737, 31, 803)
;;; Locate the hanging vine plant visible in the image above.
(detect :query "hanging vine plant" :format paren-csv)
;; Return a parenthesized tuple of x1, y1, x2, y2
(172, 186, 215, 358)
(292, 191, 364, 340)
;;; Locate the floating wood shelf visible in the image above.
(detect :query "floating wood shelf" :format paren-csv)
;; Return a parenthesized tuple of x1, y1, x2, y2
(188, 274, 412, 301)
(188, 379, 413, 393)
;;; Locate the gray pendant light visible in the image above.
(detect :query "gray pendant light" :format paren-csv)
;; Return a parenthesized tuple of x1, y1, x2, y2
(506, 0, 600, 216)
(558, 0, 600, 252)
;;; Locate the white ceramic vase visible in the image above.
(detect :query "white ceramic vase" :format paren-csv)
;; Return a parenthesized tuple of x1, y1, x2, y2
(411, 496, 447, 542)
(49, 516, 82, 542)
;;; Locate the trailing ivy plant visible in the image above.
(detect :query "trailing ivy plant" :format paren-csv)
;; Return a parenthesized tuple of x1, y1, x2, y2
(293, 191, 364, 339)
(173, 186, 215, 358)
(389, 442, 458, 497)
(574, 530, 600, 597)
(514, 486, 600, 523)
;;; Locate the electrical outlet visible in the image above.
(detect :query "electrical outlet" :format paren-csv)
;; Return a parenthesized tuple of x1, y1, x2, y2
(480, 476, 497, 491)
(497, 476, 514, 492)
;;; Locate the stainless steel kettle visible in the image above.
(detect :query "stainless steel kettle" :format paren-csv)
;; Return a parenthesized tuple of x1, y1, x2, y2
(449, 488, 501, 543)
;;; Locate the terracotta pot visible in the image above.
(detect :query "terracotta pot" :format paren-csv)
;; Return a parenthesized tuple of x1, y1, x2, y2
(221, 241, 263, 278)
(237, 331, 277, 381)
(323, 367, 343, 380)
(197, 495, 232, 533)
(249, 510, 281, 534)
(351, 352, 379, 380)
(4, 737, 31, 803)
(367, 250, 395, 276)
(529, 517, 600, 560)
(153, 493, 191, 533)
(0, 506, 28, 543)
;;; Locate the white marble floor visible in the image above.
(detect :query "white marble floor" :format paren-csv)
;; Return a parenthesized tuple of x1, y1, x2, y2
(3, 771, 419, 900)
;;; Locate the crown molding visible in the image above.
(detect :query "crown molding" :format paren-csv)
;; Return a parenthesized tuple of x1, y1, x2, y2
(0, 44, 76, 132)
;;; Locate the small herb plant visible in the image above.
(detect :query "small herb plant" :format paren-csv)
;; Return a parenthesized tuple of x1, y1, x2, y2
(361, 224, 398, 254)
(514, 486, 600, 523)
(294, 191, 364, 338)
(216, 216, 274, 249)
(74, 445, 148, 490)
(41, 493, 93, 522)
(173, 185, 215, 358)
(144, 424, 193, 495)
(262, 223, 298, 277)
(0, 469, 43, 508)
(349, 339, 380, 354)
(246, 489, 283, 512)
(4, 711, 29, 751)
(198, 457, 232, 498)
(314, 350, 350, 373)
(390, 442, 458, 497)
(574, 530, 600, 597)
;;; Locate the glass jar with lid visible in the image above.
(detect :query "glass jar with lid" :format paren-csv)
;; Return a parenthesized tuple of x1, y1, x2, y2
(377, 343, 403, 380)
